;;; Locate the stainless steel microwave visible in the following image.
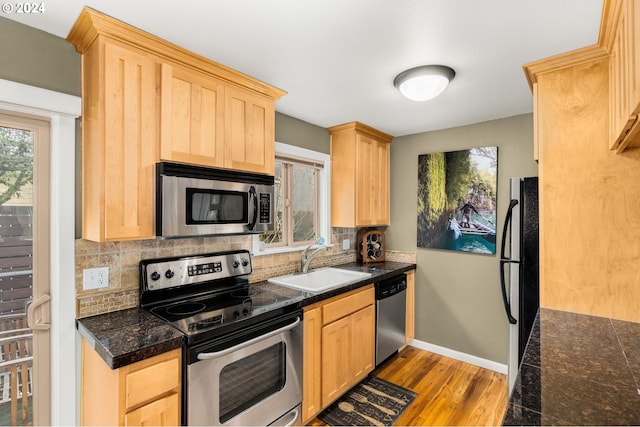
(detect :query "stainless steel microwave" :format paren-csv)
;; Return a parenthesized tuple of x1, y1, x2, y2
(156, 162, 274, 238)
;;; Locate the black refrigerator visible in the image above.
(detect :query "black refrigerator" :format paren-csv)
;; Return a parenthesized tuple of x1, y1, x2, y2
(499, 177, 539, 392)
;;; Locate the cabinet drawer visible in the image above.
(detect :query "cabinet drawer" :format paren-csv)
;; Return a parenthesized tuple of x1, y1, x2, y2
(124, 351, 181, 410)
(322, 286, 374, 325)
(124, 392, 180, 426)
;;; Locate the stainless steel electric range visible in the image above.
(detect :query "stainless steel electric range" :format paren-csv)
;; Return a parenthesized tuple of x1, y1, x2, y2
(139, 249, 306, 426)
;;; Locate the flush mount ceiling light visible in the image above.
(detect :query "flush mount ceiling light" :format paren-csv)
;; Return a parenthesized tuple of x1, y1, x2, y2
(394, 65, 456, 102)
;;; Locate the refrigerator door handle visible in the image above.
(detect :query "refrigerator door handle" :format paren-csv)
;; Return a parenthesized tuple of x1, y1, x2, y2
(500, 199, 518, 260)
(500, 259, 518, 324)
(499, 199, 519, 325)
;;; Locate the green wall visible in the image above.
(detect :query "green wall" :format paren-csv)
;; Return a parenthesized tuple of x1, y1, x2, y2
(386, 114, 538, 364)
(0, 16, 83, 235)
(0, 16, 80, 95)
(276, 112, 329, 153)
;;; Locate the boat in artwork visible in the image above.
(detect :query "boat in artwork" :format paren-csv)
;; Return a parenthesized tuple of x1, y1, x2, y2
(447, 217, 496, 244)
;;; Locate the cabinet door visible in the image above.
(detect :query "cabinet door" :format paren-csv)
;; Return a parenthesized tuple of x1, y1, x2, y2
(123, 352, 181, 410)
(160, 62, 225, 167)
(321, 316, 352, 407)
(355, 134, 390, 226)
(350, 305, 375, 382)
(98, 41, 157, 241)
(405, 270, 415, 345)
(629, 0, 640, 117)
(302, 307, 322, 422)
(609, 1, 631, 150)
(225, 85, 275, 174)
(124, 392, 180, 426)
(609, 0, 640, 151)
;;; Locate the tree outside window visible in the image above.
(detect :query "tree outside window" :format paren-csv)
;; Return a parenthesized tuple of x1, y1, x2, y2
(0, 126, 34, 206)
(260, 157, 320, 247)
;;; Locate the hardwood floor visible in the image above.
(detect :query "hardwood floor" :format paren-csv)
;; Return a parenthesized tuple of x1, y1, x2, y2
(307, 345, 508, 426)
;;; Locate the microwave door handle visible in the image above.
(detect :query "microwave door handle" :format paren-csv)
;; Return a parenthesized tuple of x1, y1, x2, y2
(248, 185, 258, 230)
(197, 317, 301, 360)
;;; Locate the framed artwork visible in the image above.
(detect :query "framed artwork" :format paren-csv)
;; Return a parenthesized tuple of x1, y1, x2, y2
(417, 146, 498, 254)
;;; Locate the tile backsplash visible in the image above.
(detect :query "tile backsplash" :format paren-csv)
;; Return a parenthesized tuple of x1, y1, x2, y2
(75, 229, 416, 318)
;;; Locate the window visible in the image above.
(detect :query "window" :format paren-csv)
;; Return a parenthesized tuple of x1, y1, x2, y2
(255, 143, 330, 253)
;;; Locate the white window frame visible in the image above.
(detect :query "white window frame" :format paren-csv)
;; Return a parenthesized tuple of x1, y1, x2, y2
(252, 142, 331, 256)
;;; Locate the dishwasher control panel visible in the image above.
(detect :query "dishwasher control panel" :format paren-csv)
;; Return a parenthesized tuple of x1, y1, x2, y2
(375, 276, 407, 299)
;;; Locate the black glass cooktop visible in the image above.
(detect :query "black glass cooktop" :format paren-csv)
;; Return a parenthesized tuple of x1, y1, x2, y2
(149, 284, 304, 339)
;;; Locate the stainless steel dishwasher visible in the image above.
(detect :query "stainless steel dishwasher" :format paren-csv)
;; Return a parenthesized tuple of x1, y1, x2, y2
(375, 274, 407, 366)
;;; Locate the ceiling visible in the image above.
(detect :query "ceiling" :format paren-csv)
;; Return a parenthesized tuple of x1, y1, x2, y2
(6, 0, 604, 137)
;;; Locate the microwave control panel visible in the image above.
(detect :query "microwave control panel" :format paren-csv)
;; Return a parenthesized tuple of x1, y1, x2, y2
(259, 193, 271, 223)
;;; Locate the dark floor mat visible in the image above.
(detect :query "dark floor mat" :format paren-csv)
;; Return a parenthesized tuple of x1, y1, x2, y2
(319, 376, 417, 426)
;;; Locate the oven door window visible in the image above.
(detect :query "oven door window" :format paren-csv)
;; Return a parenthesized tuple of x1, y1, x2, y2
(187, 188, 248, 224)
(219, 342, 286, 423)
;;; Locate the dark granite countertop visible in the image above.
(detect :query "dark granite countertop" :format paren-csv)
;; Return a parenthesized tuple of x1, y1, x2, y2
(502, 308, 640, 426)
(76, 308, 184, 369)
(76, 261, 416, 369)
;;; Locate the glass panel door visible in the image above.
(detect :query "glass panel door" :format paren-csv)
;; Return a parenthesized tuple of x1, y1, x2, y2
(0, 113, 50, 426)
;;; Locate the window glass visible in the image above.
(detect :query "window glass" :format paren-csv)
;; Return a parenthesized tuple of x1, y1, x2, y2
(291, 164, 317, 243)
(261, 158, 319, 247)
(261, 162, 283, 245)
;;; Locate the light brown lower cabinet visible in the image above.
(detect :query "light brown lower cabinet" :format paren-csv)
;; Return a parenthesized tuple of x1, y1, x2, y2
(405, 270, 415, 344)
(123, 393, 180, 426)
(302, 306, 322, 422)
(80, 339, 181, 426)
(302, 286, 375, 423)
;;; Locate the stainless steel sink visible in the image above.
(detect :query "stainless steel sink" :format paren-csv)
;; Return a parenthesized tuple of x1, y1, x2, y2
(267, 267, 372, 292)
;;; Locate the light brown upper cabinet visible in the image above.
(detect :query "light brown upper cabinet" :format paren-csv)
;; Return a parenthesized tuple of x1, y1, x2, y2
(523, 0, 640, 322)
(224, 85, 277, 175)
(160, 63, 277, 174)
(160, 62, 225, 168)
(77, 37, 159, 241)
(608, 0, 640, 152)
(68, 7, 285, 241)
(329, 122, 393, 227)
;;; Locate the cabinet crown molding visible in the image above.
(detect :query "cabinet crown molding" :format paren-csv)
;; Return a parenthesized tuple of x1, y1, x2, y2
(522, 0, 618, 91)
(67, 6, 287, 101)
(327, 121, 393, 143)
(522, 45, 608, 90)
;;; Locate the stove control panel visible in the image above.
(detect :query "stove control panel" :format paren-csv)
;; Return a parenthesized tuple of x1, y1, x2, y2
(141, 250, 252, 291)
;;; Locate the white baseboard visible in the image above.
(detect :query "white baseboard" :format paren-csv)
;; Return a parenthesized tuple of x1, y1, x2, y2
(408, 339, 508, 374)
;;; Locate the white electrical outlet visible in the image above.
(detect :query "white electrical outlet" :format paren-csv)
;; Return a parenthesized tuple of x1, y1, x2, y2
(83, 266, 109, 290)
(342, 239, 350, 250)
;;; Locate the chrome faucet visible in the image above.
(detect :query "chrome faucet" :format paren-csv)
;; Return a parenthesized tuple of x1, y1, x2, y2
(301, 237, 329, 273)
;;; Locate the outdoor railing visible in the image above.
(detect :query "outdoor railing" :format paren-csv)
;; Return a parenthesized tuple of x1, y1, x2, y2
(0, 314, 32, 426)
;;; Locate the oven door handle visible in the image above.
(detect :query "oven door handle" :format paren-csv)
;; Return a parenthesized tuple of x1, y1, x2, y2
(197, 317, 301, 360)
